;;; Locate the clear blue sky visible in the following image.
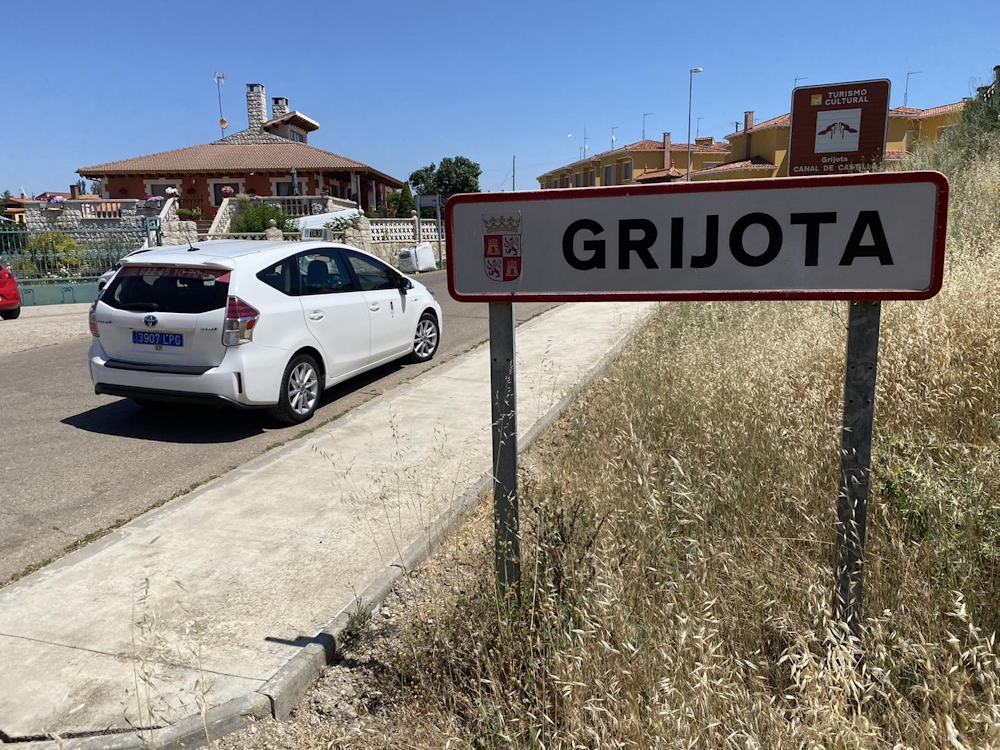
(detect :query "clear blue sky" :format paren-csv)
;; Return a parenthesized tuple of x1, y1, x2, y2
(3, 0, 997, 196)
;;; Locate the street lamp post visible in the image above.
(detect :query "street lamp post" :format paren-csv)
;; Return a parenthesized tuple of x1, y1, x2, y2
(686, 67, 703, 182)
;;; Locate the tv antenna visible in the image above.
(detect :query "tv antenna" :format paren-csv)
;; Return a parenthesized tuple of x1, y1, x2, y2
(214, 72, 228, 137)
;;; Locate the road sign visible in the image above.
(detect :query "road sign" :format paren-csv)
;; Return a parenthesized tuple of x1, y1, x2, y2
(447, 172, 948, 303)
(788, 79, 891, 176)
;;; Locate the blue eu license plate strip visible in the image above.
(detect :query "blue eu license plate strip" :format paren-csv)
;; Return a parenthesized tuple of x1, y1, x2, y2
(133, 331, 184, 347)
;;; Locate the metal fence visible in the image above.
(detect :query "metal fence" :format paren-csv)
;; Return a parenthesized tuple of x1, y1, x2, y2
(0, 226, 144, 282)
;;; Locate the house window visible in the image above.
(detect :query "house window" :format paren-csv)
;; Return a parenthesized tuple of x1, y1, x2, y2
(210, 180, 243, 206)
(274, 181, 306, 197)
(573, 173, 582, 188)
(588, 169, 596, 187)
(290, 131, 304, 143)
(143, 180, 181, 198)
(622, 161, 633, 181)
(604, 165, 614, 186)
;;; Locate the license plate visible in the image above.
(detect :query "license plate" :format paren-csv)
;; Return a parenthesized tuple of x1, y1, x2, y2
(133, 331, 184, 347)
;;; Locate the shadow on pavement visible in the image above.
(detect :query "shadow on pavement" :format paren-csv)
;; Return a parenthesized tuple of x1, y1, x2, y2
(60, 360, 411, 444)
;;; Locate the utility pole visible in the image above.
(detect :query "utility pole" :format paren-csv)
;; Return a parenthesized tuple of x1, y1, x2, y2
(904, 70, 922, 108)
(686, 67, 703, 181)
(512, 155, 515, 191)
(642, 112, 654, 140)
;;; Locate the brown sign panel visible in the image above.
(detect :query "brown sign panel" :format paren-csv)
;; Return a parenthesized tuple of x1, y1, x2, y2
(788, 79, 890, 176)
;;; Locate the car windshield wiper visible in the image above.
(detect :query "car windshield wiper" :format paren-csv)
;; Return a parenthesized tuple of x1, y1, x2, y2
(120, 302, 161, 311)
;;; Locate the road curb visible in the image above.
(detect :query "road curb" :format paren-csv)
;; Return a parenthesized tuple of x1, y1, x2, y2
(6, 303, 658, 749)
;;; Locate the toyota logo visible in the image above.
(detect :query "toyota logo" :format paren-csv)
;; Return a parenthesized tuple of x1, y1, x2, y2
(143, 315, 158, 328)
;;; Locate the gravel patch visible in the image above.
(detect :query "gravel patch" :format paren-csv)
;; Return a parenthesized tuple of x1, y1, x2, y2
(0, 302, 92, 355)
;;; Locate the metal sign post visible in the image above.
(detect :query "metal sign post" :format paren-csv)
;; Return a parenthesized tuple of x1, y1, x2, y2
(834, 300, 881, 634)
(489, 302, 520, 600)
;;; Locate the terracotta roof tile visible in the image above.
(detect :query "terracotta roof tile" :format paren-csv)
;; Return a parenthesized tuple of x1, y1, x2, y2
(538, 139, 729, 178)
(726, 114, 790, 138)
(889, 106, 923, 116)
(635, 167, 683, 183)
(690, 156, 776, 178)
(917, 101, 966, 117)
(79, 142, 385, 178)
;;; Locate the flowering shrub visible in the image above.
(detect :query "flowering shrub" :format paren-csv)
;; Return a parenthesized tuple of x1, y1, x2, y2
(143, 195, 164, 202)
(221, 185, 235, 198)
(47, 195, 65, 204)
(164, 187, 180, 198)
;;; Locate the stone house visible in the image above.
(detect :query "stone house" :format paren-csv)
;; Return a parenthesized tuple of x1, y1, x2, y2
(78, 83, 403, 220)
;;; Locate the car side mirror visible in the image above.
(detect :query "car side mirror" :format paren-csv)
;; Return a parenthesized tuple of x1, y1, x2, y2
(398, 275, 413, 293)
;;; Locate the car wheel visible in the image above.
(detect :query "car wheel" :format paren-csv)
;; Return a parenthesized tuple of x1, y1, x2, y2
(409, 312, 439, 363)
(269, 354, 321, 424)
(0, 307, 20, 320)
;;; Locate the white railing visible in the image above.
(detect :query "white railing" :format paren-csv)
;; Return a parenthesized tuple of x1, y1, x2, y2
(260, 196, 330, 218)
(80, 201, 124, 220)
(416, 221, 442, 241)
(370, 218, 416, 243)
(200, 232, 302, 242)
(208, 198, 236, 234)
(158, 196, 178, 222)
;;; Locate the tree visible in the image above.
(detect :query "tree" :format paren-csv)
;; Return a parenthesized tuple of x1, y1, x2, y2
(88, 180, 102, 196)
(397, 183, 415, 217)
(408, 157, 481, 216)
(229, 196, 295, 233)
(1, 189, 11, 201)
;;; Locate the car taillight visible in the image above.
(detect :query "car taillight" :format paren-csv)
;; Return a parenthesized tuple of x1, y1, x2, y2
(89, 300, 100, 337)
(0, 266, 13, 283)
(223, 296, 259, 346)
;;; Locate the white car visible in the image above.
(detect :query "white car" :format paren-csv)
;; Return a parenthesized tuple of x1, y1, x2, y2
(89, 240, 442, 423)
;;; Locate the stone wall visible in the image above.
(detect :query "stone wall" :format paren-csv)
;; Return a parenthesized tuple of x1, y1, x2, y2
(24, 200, 148, 231)
(161, 220, 199, 246)
(342, 213, 447, 268)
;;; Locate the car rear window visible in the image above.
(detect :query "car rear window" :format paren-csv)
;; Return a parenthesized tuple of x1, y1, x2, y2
(102, 266, 230, 313)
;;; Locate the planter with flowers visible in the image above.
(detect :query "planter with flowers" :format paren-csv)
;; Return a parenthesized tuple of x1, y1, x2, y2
(43, 195, 66, 212)
(164, 187, 180, 199)
(137, 195, 166, 213)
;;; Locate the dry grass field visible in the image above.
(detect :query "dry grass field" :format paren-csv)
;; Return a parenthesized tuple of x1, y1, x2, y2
(219, 132, 1000, 750)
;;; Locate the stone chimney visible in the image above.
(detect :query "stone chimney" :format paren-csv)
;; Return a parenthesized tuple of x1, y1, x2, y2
(743, 111, 755, 160)
(246, 83, 267, 131)
(272, 96, 289, 118)
(662, 132, 671, 169)
(69, 184, 80, 199)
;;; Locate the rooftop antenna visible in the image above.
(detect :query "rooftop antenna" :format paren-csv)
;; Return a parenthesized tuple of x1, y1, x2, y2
(611, 125, 619, 149)
(642, 112, 654, 140)
(583, 126, 590, 156)
(214, 72, 228, 137)
(904, 70, 922, 108)
(696, 116, 704, 138)
(794, 76, 809, 89)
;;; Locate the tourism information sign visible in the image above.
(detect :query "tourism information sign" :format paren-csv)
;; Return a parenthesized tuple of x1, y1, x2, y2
(447, 172, 948, 303)
(788, 79, 891, 176)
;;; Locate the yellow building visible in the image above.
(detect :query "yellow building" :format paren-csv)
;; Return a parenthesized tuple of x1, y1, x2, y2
(537, 133, 729, 189)
(691, 101, 968, 181)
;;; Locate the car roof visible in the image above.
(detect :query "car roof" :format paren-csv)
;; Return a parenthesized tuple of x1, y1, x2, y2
(125, 239, 379, 268)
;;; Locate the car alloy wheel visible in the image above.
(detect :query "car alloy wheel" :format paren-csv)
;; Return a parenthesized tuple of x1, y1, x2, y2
(288, 361, 319, 416)
(412, 315, 439, 362)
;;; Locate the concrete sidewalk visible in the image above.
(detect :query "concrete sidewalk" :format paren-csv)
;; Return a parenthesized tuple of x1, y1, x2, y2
(0, 301, 655, 744)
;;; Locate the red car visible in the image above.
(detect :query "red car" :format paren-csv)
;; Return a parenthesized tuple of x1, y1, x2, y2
(0, 262, 22, 320)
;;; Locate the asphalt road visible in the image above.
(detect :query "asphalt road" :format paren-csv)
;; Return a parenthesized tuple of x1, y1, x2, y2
(0, 271, 555, 585)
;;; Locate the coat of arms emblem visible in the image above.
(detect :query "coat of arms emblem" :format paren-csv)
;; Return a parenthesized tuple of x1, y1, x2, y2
(483, 214, 521, 282)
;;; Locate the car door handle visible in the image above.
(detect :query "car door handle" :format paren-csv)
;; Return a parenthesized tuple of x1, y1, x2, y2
(369, 303, 381, 312)
(309, 310, 324, 320)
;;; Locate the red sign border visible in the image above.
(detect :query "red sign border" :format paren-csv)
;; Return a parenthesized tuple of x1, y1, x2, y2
(445, 171, 949, 303)
(787, 78, 891, 176)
